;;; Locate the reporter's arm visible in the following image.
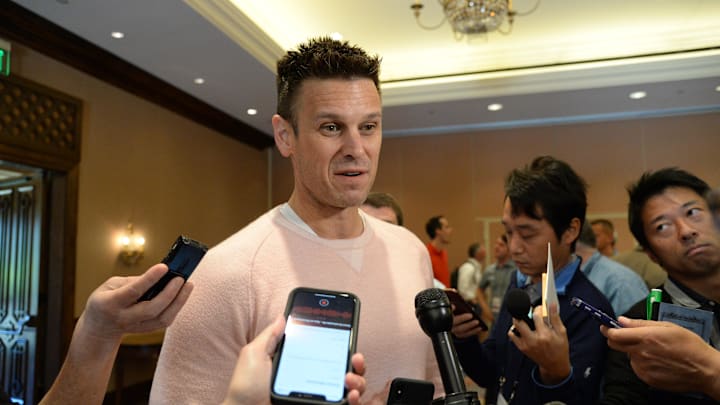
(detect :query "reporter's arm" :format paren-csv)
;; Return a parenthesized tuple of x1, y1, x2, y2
(40, 264, 192, 405)
(603, 317, 720, 400)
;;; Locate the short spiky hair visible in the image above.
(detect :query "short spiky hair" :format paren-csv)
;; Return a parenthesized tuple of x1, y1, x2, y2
(627, 167, 710, 251)
(505, 156, 588, 249)
(276, 37, 381, 129)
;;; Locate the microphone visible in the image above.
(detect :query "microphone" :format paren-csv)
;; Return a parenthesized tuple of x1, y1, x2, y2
(414, 288, 467, 396)
(505, 289, 535, 335)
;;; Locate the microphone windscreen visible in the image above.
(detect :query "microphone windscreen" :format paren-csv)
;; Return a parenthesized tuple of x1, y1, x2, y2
(506, 289, 532, 320)
(414, 288, 448, 309)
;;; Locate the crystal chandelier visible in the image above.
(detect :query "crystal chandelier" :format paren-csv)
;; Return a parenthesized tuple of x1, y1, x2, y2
(411, 0, 540, 39)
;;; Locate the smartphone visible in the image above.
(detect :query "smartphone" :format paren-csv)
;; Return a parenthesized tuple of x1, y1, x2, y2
(271, 287, 360, 405)
(444, 289, 488, 331)
(386, 377, 434, 405)
(138, 235, 208, 301)
(570, 296, 622, 329)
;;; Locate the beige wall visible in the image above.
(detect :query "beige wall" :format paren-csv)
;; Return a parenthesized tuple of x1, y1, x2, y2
(11, 43, 720, 312)
(272, 112, 720, 271)
(11, 45, 271, 316)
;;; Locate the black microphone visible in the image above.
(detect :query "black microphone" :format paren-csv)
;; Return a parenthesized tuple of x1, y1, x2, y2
(414, 288, 467, 396)
(505, 289, 536, 335)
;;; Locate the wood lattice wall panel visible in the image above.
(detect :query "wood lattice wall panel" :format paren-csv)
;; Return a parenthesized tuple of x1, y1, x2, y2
(0, 75, 82, 164)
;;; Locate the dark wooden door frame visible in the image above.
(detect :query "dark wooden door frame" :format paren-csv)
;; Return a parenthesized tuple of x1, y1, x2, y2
(0, 73, 81, 399)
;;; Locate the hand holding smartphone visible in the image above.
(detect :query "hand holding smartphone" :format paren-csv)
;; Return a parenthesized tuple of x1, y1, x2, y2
(271, 287, 360, 404)
(443, 289, 488, 331)
(570, 296, 622, 329)
(138, 235, 207, 301)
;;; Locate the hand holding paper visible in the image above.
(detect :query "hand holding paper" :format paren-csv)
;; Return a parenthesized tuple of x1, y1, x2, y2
(542, 242, 559, 322)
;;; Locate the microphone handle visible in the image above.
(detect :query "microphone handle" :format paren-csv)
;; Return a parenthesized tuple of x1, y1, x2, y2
(431, 331, 466, 395)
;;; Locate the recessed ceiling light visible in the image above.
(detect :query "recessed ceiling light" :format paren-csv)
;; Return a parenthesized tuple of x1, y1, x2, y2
(247, 108, 258, 116)
(715, 85, 720, 92)
(193, 78, 205, 85)
(487, 103, 503, 111)
(330, 32, 343, 41)
(629, 91, 647, 99)
(110, 31, 125, 39)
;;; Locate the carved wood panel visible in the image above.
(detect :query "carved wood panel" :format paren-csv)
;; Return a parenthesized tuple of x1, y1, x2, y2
(0, 74, 82, 165)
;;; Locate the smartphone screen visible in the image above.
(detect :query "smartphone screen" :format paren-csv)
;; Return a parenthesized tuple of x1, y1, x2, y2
(272, 288, 359, 403)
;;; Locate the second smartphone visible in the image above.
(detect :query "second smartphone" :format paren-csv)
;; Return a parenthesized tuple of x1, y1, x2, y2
(271, 287, 360, 405)
(444, 289, 489, 331)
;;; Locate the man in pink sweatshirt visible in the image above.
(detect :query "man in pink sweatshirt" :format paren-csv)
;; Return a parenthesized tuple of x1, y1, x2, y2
(150, 37, 441, 404)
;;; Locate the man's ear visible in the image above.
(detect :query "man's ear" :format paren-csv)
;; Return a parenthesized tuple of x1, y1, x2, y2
(562, 217, 582, 247)
(272, 114, 294, 158)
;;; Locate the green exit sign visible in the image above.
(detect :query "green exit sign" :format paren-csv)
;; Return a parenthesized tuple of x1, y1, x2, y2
(0, 48, 9, 76)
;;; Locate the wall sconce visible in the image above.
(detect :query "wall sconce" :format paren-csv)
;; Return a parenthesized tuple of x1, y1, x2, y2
(118, 222, 145, 265)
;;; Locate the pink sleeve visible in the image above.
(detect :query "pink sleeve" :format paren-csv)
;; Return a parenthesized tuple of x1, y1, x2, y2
(149, 246, 252, 404)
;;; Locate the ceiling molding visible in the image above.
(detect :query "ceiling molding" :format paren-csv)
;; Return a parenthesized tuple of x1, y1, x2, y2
(384, 105, 720, 137)
(0, 1, 274, 150)
(381, 49, 720, 106)
(185, 0, 284, 72)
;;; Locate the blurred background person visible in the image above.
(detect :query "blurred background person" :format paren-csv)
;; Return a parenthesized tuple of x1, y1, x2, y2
(360, 192, 403, 226)
(591, 218, 617, 257)
(455, 242, 492, 324)
(575, 221, 648, 316)
(614, 244, 668, 289)
(479, 234, 515, 322)
(426, 215, 453, 287)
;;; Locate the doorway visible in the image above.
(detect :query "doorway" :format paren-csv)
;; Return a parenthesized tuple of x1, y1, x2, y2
(0, 165, 43, 404)
(0, 72, 81, 403)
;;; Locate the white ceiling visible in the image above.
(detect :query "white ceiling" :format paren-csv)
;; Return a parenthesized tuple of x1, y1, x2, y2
(10, 0, 720, 140)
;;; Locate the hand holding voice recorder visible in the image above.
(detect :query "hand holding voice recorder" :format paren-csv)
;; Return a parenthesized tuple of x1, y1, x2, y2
(138, 235, 207, 302)
(271, 287, 360, 405)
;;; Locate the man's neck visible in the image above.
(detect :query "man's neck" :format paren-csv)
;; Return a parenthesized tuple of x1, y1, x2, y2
(574, 245, 595, 266)
(430, 239, 446, 251)
(529, 253, 573, 284)
(287, 194, 363, 239)
(497, 257, 509, 266)
(598, 245, 614, 257)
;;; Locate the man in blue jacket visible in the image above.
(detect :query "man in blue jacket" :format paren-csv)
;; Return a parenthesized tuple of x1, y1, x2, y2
(452, 156, 612, 405)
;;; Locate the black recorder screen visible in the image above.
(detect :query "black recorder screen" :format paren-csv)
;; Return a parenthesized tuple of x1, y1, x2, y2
(273, 291, 355, 402)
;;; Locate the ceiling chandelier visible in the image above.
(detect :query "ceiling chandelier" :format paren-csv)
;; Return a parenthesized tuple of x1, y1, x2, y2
(411, 0, 541, 39)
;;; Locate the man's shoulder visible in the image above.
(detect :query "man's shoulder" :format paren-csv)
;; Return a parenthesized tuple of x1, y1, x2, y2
(213, 208, 279, 251)
(570, 269, 615, 310)
(599, 255, 640, 276)
(598, 256, 648, 287)
(367, 215, 426, 250)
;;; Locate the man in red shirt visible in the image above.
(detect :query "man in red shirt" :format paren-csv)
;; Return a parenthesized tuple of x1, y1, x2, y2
(425, 215, 453, 286)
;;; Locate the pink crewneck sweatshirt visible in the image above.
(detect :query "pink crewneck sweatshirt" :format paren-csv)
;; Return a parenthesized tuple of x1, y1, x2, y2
(150, 206, 442, 404)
